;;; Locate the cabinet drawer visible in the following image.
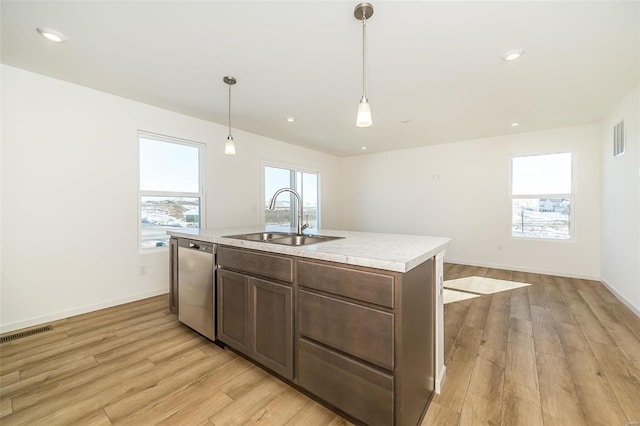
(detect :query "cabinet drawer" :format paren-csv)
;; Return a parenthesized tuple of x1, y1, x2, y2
(298, 338, 393, 426)
(218, 246, 293, 283)
(298, 260, 394, 308)
(298, 290, 394, 370)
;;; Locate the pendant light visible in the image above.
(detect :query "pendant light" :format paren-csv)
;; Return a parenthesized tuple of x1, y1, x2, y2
(354, 2, 373, 128)
(223, 76, 237, 155)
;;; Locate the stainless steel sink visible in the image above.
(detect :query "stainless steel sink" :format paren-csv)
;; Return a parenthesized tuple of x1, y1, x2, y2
(268, 234, 343, 246)
(224, 232, 293, 242)
(223, 232, 343, 246)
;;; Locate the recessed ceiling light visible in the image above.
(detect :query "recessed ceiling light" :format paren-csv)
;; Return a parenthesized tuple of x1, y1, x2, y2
(511, 122, 520, 127)
(361, 146, 367, 150)
(401, 119, 412, 124)
(502, 49, 524, 61)
(37, 27, 67, 43)
(286, 116, 295, 123)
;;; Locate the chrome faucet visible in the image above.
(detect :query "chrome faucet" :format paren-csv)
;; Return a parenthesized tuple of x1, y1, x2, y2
(269, 188, 308, 235)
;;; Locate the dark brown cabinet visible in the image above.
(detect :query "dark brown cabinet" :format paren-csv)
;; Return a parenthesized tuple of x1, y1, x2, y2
(250, 278, 292, 379)
(217, 246, 294, 381)
(215, 244, 435, 425)
(169, 237, 178, 314)
(297, 258, 435, 426)
(298, 289, 394, 370)
(298, 338, 394, 426)
(217, 269, 250, 353)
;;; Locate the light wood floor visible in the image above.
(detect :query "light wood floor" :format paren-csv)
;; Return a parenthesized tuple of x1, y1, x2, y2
(1, 264, 639, 425)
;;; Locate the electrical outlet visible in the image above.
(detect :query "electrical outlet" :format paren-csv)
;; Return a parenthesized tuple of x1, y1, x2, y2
(498, 244, 503, 251)
(139, 265, 147, 276)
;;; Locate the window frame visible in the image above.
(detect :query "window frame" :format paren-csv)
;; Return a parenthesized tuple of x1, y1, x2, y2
(509, 152, 575, 242)
(261, 160, 321, 231)
(138, 130, 206, 252)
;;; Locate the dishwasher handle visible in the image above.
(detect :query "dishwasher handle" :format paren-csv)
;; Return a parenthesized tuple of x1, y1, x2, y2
(177, 238, 214, 254)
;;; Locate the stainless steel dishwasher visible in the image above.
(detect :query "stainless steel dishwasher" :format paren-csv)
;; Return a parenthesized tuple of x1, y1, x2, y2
(178, 239, 215, 341)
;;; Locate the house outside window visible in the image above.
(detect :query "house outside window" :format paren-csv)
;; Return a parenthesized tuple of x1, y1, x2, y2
(511, 152, 572, 240)
(139, 132, 205, 249)
(264, 165, 320, 231)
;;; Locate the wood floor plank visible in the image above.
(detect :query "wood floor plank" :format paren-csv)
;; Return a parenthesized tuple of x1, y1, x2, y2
(432, 325, 483, 413)
(103, 349, 234, 422)
(1, 356, 98, 399)
(527, 282, 549, 309)
(463, 294, 492, 330)
(500, 379, 543, 426)
(422, 401, 460, 425)
(458, 355, 504, 425)
(154, 390, 233, 426)
(509, 287, 531, 321)
(0, 395, 12, 418)
(0, 371, 20, 387)
(536, 352, 587, 426)
(244, 386, 311, 425)
(443, 299, 473, 356)
(576, 286, 640, 373)
(562, 345, 629, 426)
(505, 324, 538, 392)
(118, 357, 252, 425)
(0, 330, 71, 359)
(530, 307, 564, 358)
(208, 376, 288, 425)
(0, 332, 115, 374)
(484, 267, 513, 281)
(1, 268, 637, 425)
(587, 342, 640, 422)
(4, 358, 156, 425)
(283, 400, 345, 426)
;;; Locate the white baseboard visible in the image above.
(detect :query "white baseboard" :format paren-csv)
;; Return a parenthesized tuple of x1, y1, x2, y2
(444, 257, 600, 281)
(600, 279, 640, 317)
(0, 288, 169, 334)
(436, 365, 446, 394)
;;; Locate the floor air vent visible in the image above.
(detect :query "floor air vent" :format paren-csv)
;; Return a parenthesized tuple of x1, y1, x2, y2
(0, 325, 53, 343)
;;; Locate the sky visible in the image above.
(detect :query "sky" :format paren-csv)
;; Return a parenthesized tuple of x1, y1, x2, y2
(512, 152, 571, 195)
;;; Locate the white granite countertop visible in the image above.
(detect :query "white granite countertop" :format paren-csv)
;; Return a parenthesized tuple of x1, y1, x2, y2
(168, 226, 450, 273)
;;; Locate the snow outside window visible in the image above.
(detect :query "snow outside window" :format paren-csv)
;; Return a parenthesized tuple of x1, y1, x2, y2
(511, 153, 573, 240)
(139, 132, 205, 249)
(264, 165, 320, 231)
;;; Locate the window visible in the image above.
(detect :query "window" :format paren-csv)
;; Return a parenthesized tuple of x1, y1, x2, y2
(511, 153, 572, 240)
(139, 132, 205, 249)
(264, 165, 320, 231)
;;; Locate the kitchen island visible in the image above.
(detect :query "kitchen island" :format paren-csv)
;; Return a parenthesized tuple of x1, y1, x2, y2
(168, 227, 449, 426)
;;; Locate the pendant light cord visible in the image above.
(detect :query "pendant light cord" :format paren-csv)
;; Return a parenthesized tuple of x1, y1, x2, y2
(362, 14, 367, 98)
(227, 83, 232, 138)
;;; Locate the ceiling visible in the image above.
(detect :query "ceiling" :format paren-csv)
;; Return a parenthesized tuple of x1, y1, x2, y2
(2, 1, 639, 157)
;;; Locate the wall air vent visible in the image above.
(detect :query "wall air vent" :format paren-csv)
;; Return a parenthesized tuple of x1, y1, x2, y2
(613, 119, 625, 158)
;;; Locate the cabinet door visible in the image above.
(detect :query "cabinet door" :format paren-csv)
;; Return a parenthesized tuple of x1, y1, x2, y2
(217, 269, 250, 354)
(250, 278, 293, 380)
(169, 238, 178, 314)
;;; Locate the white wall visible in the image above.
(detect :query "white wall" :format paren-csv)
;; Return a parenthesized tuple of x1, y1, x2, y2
(0, 65, 341, 332)
(601, 85, 640, 314)
(340, 124, 602, 279)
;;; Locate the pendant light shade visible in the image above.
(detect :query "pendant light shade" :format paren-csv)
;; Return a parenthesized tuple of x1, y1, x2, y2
(354, 2, 373, 128)
(224, 135, 236, 155)
(223, 76, 237, 155)
(356, 96, 372, 127)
